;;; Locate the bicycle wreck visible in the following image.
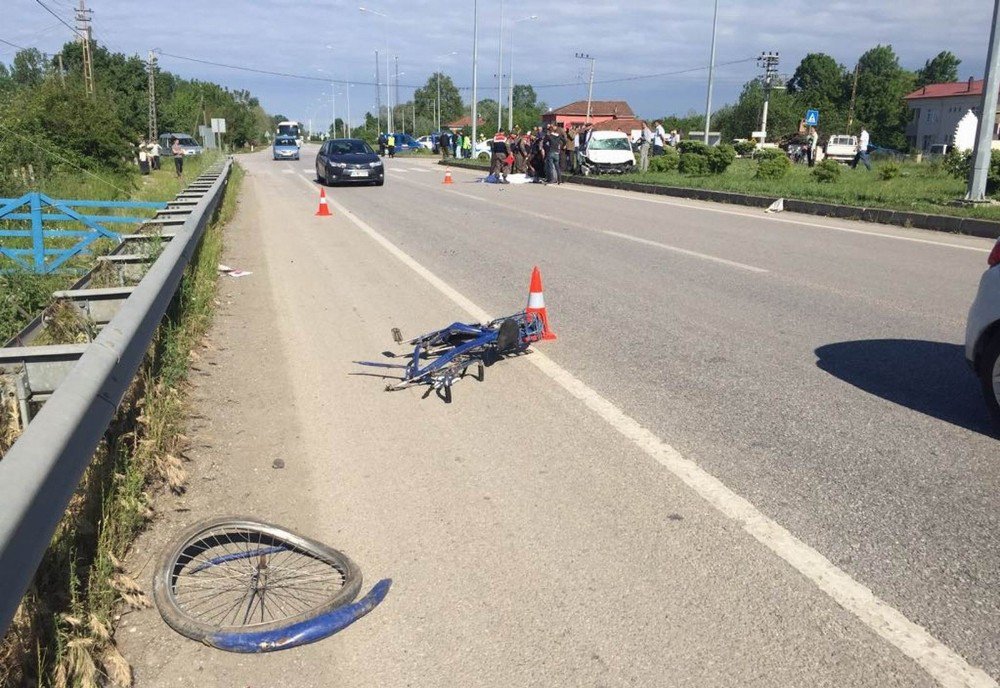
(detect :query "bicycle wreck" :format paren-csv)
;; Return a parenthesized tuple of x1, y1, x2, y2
(355, 267, 557, 397)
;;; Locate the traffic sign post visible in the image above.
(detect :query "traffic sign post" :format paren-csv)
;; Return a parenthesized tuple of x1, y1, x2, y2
(805, 109, 820, 127)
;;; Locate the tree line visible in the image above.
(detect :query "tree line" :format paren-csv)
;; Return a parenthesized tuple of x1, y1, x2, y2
(0, 41, 273, 195)
(704, 47, 962, 150)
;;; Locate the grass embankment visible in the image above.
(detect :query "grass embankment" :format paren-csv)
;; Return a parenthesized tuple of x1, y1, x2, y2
(0, 154, 221, 344)
(0, 162, 244, 688)
(447, 156, 1000, 221)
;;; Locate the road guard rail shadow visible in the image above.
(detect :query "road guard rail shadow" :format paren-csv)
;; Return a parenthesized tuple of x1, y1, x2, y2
(438, 160, 1000, 240)
(815, 339, 997, 437)
(0, 158, 233, 635)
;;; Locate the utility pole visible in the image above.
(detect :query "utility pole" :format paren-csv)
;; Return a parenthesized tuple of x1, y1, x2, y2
(497, 0, 504, 131)
(471, 0, 479, 148)
(147, 50, 158, 142)
(57, 54, 65, 87)
(846, 62, 860, 129)
(575, 53, 595, 123)
(375, 50, 382, 134)
(757, 51, 780, 142)
(76, 0, 94, 96)
(968, 0, 1000, 201)
(394, 55, 400, 126)
(703, 0, 719, 144)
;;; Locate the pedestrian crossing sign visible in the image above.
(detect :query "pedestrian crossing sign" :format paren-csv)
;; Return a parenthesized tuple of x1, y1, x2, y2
(805, 109, 820, 127)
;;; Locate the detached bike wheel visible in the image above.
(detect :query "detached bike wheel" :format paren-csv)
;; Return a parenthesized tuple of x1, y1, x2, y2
(153, 517, 362, 645)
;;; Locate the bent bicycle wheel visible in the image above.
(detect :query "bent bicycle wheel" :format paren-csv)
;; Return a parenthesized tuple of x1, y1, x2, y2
(153, 517, 363, 649)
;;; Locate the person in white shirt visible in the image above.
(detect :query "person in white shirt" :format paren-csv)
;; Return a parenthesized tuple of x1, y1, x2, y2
(148, 140, 161, 170)
(653, 121, 666, 155)
(852, 127, 871, 170)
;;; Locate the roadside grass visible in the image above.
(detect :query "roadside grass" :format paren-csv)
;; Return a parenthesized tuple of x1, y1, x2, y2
(0, 161, 243, 688)
(0, 154, 220, 344)
(444, 156, 1000, 221)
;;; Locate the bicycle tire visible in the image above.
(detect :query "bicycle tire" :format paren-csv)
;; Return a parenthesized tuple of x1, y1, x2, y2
(153, 517, 363, 646)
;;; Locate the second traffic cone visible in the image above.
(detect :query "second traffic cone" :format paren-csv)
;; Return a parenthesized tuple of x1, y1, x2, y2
(525, 266, 557, 340)
(315, 188, 332, 216)
(442, 168, 454, 185)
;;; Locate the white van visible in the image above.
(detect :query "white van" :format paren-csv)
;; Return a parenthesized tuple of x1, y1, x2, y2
(580, 130, 635, 175)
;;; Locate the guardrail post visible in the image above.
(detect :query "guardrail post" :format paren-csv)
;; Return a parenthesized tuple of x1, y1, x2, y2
(30, 192, 43, 273)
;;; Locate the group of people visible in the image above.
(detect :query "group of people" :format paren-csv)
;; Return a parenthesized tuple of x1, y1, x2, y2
(437, 130, 474, 159)
(377, 132, 396, 157)
(136, 137, 185, 178)
(484, 123, 602, 184)
(633, 121, 682, 172)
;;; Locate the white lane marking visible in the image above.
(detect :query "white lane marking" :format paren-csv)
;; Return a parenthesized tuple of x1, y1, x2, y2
(408, 168, 428, 173)
(394, 174, 769, 273)
(281, 169, 295, 174)
(298, 168, 996, 688)
(604, 230, 769, 273)
(558, 184, 992, 253)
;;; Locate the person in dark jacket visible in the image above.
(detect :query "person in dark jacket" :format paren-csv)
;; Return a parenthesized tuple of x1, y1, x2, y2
(439, 130, 450, 160)
(489, 130, 512, 183)
(544, 125, 564, 184)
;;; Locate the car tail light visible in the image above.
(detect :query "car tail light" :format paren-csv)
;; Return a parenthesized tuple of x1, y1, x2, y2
(989, 240, 1000, 268)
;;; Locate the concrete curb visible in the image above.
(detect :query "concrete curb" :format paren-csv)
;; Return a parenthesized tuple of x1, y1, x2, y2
(438, 159, 1000, 240)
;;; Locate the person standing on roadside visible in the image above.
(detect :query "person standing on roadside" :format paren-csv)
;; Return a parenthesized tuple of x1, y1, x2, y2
(639, 122, 652, 173)
(378, 132, 386, 156)
(544, 124, 564, 184)
(463, 132, 472, 158)
(170, 137, 184, 178)
(806, 126, 819, 167)
(653, 121, 666, 156)
(451, 130, 459, 158)
(562, 125, 575, 173)
(851, 127, 871, 170)
(387, 132, 396, 158)
(149, 139, 161, 170)
(137, 140, 150, 175)
(439, 129, 450, 160)
(489, 129, 511, 183)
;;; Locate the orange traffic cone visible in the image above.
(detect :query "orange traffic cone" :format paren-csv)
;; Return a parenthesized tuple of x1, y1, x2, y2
(525, 266, 557, 340)
(442, 168, 454, 185)
(315, 188, 332, 216)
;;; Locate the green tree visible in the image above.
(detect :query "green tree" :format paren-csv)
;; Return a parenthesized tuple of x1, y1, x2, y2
(915, 51, 961, 87)
(853, 45, 914, 149)
(413, 73, 463, 126)
(788, 53, 846, 103)
(11, 48, 46, 88)
(477, 98, 499, 132)
(712, 78, 801, 142)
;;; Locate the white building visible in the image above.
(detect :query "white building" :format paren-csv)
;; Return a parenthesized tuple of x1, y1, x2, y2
(904, 78, 1000, 151)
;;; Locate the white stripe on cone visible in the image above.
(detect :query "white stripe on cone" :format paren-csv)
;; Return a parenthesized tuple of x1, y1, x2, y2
(527, 291, 545, 308)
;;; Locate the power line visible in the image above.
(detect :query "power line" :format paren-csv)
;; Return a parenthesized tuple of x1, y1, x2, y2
(32, 0, 81, 37)
(156, 49, 756, 93)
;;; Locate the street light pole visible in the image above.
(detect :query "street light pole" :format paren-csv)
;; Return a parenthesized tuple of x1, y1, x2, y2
(968, 0, 1000, 201)
(497, 0, 504, 131)
(703, 0, 719, 145)
(575, 53, 595, 123)
(360, 7, 393, 133)
(508, 15, 537, 132)
(435, 51, 457, 134)
(471, 0, 479, 148)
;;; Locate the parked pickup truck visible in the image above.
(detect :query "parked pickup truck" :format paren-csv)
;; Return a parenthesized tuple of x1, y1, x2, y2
(824, 134, 858, 163)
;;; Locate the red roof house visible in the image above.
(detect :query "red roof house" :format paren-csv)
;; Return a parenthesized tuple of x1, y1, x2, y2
(541, 100, 637, 129)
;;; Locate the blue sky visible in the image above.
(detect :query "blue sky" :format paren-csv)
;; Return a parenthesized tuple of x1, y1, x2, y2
(2, 0, 995, 133)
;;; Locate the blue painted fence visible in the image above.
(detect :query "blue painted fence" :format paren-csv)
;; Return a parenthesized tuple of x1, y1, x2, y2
(0, 192, 167, 274)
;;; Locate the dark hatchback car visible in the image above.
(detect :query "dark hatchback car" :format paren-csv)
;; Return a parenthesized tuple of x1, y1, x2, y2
(315, 138, 384, 186)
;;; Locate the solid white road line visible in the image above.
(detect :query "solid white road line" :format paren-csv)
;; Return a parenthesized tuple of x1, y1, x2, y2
(390, 173, 770, 274)
(295, 172, 994, 688)
(558, 183, 992, 253)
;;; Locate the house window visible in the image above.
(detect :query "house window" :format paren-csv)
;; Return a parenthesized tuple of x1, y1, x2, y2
(911, 108, 920, 122)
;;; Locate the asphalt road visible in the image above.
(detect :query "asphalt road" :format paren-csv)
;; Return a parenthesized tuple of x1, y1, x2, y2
(120, 147, 998, 687)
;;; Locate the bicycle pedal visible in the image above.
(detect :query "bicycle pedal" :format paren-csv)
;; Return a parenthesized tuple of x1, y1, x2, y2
(391, 327, 403, 344)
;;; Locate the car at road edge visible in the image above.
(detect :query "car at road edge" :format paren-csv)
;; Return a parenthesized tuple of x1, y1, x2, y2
(965, 237, 1000, 428)
(272, 136, 300, 161)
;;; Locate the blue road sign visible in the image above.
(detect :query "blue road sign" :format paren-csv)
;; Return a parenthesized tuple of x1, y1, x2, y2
(805, 109, 820, 127)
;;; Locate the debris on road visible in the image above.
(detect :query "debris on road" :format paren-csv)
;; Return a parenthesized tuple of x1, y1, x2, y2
(153, 517, 390, 653)
(766, 198, 785, 213)
(355, 267, 556, 399)
(217, 264, 253, 277)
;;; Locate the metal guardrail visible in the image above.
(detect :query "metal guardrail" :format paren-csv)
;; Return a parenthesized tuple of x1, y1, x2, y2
(0, 158, 233, 635)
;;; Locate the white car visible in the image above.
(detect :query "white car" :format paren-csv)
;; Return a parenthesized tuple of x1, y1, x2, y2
(965, 237, 1000, 427)
(416, 135, 435, 151)
(580, 130, 635, 175)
